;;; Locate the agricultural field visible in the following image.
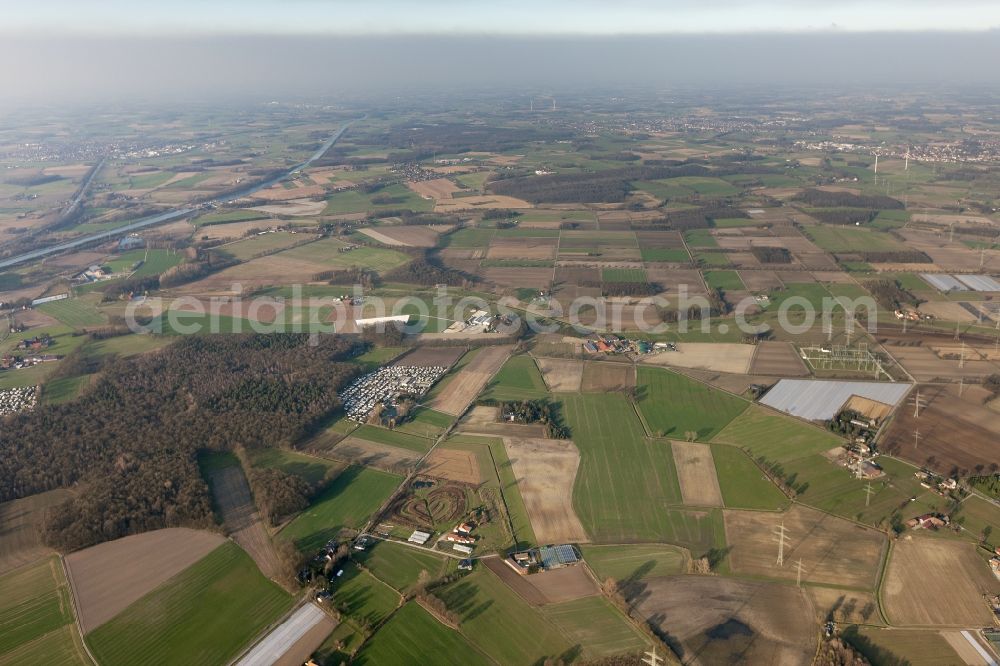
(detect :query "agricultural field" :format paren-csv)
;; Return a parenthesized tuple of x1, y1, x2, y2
(480, 354, 549, 401)
(37, 297, 106, 327)
(710, 444, 789, 511)
(882, 536, 1000, 627)
(843, 627, 965, 666)
(724, 504, 886, 588)
(580, 543, 688, 582)
(86, 542, 293, 666)
(65, 527, 227, 633)
(562, 393, 725, 552)
(0, 556, 86, 665)
(631, 576, 817, 666)
(671, 441, 724, 507)
(279, 465, 401, 552)
(503, 436, 589, 544)
(353, 540, 450, 594)
(535, 357, 584, 391)
(431, 345, 511, 415)
(353, 602, 489, 666)
(0, 489, 73, 574)
(636, 366, 749, 440)
(437, 567, 574, 664)
(540, 595, 648, 661)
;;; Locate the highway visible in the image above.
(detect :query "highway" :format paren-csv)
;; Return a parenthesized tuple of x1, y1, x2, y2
(0, 119, 356, 271)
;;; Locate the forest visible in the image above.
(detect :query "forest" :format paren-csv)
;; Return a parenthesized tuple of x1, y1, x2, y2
(793, 188, 904, 209)
(0, 333, 364, 551)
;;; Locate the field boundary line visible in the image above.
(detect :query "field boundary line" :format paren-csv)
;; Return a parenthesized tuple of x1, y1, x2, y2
(60, 555, 99, 666)
(227, 598, 308, 666)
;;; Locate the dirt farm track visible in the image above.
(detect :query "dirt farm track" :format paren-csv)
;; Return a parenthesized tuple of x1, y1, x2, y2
(64, 528, 226, 634)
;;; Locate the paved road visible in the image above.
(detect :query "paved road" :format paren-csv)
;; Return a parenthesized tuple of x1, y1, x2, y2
(0, 120, 357, 270)
(236, 603, 328, 666)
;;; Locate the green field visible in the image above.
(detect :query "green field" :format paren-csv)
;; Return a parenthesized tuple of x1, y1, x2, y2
(37, 298, 106, 327)
(324, 183, 433, 215)
(694, 250, 731, 267)
(481, 354, 548, 401)
(581, 543, 687, 582)
(353, 602, 489, 666)
(684, 229, 718, 248)
(277, 239, 410, 274)
(393, 407, 453, 439)
(354, 540, 449, 594)
(636, 367, 748, 440)
(41, 374, 91, 405)
(279, 465, 401, 552)
(563, 392, 725, 549)
(712, 406, 842, 464)
(222, 232, 304, 261)
(602, 268, 648, 283)
(640, 247, 690, 262)
(437, 568, 572, 664)
(105, 249, 183, 277)
(0, 557, 78, 660)
(331, 563, 401, 625)
(194, 209, 268, 226)
(804, 225, 904, 253)
(703, 270, 744, 291)
(86, 542, 293, 666)
(248, 447, 342, 486)
(352, 346, 405, 366)
(710, 444, 789, 510)
(128, 171, 173, 189)
(541, 596, 647, 660)
(351, 424, 435, 453)
(0, 624, 89, 666)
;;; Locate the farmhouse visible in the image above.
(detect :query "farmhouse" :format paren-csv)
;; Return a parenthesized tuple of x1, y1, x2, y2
(508, 544, 581, 574)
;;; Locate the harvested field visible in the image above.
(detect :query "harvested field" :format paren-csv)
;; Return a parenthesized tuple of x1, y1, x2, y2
(522, 565, 598, 604)
(535, 357, 584, 392)
(0, 489, 73, 575)
(420, 448, 481, 485)
(749, 341, 810, 376)
(631, 576, 816, 666)
(65, 528, 225, 634)
(842, 395, 893, 421)
(431, 345, 511, 415)
(435, 195, 532, 213)
(487, 237, 557, 260)
(580, 361, 635, 392)
(407, 178, 462, 199)
(883, 536, 1000, 627)
(481, 557, 547, 605)
(332, 437, 422, 474)
(804, 587, 882, 625)
(208, 465, 284, 583)
(884, 343, 999, 382)
(640, 343, 755, 374)
(482, 266, 552, 289)
(483, 557, 597, 606)
(358, 225, 447, 247)
(671, 441, 724, 507)
(251, 199, 326, 216)
(724, 504, 885, 588)
(881, 384, 1000, 475)
(918, 301, 981, 323)
(504, 437, 588, 544)
(392, 346, 465, 368)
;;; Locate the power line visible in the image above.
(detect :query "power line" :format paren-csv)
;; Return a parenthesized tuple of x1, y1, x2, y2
(774, 520, 789, 567)
(864, 482, 875, 507)
(795, 559, 806, 587)
(642, 647, 664, 666)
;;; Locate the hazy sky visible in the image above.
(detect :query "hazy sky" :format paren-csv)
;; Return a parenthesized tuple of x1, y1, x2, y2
(2, 3, 999, 104)
(6, 0, 1000, 34)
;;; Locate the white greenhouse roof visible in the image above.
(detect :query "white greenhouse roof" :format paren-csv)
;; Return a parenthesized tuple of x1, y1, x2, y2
(759, 379, 912, 421)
